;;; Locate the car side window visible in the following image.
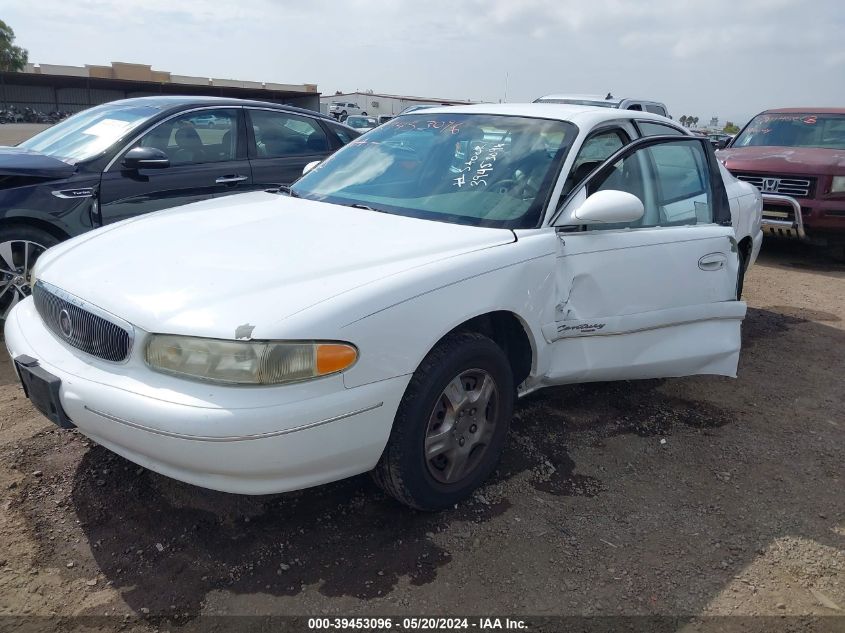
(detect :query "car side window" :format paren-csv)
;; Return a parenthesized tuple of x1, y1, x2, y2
(586, 139, 714, 230)
(248, 110, 329, 158)
(644, 104, 667, 116)
(561, 129, 627, 197)
(134, 109, 238, 166)
(637, 121, 685, 137)
(326, 122, 356, 145)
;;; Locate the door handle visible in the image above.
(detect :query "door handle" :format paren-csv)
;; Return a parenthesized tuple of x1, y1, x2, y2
(215, 175, 248, 184)
(698, 252, 727, 271)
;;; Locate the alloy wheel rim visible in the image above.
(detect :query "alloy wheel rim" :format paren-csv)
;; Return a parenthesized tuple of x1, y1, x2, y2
(424, 368, 499, 485)
(0, 239, 47, 319)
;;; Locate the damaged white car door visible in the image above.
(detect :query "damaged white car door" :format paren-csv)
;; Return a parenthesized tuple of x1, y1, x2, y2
(543, 135, 746, 384)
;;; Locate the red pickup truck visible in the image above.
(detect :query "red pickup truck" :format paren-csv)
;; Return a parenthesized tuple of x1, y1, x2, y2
(717, 108, 845, 259)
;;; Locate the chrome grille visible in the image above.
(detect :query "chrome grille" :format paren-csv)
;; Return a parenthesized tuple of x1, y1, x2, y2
(32, 281, 133, 362)
(735, 173, 814, 198)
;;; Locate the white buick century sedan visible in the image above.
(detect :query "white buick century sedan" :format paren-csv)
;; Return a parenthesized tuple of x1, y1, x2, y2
(6, 105, 762, 510)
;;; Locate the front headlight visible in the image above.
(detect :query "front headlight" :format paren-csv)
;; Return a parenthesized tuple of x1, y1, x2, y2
(145, 335, 358, 385)
(831, 176, 845, 194)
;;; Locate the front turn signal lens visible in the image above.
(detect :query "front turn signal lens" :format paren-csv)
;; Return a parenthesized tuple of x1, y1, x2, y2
(316, 343, 358, 375)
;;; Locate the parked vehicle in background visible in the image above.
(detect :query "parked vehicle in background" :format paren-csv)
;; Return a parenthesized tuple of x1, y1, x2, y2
(717, 108, 845, 259)
(0, 96, 359, 318)
(708, 132, 733, 149)
(6, 104, 761, 511)
(345, 115, 378, 132)
(534, 93, 670, 118)
(398, 104, 443, 115)
(328, 101, 366, 120)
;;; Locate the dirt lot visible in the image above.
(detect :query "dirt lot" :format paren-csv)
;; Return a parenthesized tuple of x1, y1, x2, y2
(0, 124, 51, 146)
(0, 119, 842, 630)
(0, 241, 842, 631)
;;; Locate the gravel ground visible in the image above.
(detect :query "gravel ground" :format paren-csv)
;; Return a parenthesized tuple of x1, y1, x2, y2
(0, 237, 843, 628)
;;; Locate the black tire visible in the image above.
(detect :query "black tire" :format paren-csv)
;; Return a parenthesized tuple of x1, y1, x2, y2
(0, 224, 60, 319)
(826, 244, 845, 263)
(361, 112, 367, 116)
(372, 332, 514, 511)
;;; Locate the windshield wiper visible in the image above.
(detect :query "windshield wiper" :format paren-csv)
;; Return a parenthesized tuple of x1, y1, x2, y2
(277, 185, 301, 198)
(346, 202, 389, 214)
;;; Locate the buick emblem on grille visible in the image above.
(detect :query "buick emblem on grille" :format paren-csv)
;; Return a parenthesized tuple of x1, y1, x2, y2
(762, 177, 779, 192)
(58, 309, 73, 338)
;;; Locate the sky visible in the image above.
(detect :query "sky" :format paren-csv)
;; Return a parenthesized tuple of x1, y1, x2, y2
(4, 0, 845, 125)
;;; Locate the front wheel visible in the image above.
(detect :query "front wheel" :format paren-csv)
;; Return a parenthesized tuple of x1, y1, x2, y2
(361, 112, 367, 116)
(372, 332, 514, 511)
(0, 226, 59, 320)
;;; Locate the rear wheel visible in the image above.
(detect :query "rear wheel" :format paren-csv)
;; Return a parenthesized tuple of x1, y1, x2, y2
(0, 226, 59, 319)
(372, 332, 514, 511)
(361, 111, 367, 116)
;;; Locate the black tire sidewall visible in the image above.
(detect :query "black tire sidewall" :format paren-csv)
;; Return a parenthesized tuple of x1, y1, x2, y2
(391, 335, 514, 510)
(0, 225, 59, 251)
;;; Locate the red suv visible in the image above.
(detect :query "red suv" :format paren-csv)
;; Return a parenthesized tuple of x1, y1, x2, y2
(717, 108, 845, 259)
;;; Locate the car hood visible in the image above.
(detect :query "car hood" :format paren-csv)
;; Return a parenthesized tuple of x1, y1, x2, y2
(36, 192, 515, 337)
(717, 146, 845, 176)
(0, 147, 76, 178)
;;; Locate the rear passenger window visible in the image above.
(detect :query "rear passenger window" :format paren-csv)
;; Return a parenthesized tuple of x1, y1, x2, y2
(645, 104, 667, 116)
(248, 110, 329, 158)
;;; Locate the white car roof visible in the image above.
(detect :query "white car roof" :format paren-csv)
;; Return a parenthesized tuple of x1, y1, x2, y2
(405, 103, 681, 129)
(537, 93, 620, 104)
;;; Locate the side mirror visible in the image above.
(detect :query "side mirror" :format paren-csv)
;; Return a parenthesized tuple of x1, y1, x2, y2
(717, 138, 730, 149)
(302, 160, 321, 176)
(122, 147, 170, 170)
(572, 190, 644, 225)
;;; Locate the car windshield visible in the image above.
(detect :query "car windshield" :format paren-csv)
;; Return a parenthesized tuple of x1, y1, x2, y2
(18, 102, 161, 163)
(292, 113, 576, 229)
(346, 117, 376, 129)
(733, 113, 845, 150)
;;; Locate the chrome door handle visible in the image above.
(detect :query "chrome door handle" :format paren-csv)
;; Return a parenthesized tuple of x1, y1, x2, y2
(698, 252, 727, 271)
(215, 175, 248, 184)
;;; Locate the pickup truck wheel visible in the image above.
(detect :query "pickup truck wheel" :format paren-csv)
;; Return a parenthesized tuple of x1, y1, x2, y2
(0, 226, 59, 320)
(372, 332, 514, 511)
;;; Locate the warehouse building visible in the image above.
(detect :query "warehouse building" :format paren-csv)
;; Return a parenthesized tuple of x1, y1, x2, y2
(0, 61, 320, 114)
(319, 91, 477, 118)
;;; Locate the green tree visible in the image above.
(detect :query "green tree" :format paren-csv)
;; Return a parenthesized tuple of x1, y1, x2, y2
(723, 121, 740, 135)
(691, 116, 699, 128)
(0, 20, 28, 72)
(679, 115, 688, 127)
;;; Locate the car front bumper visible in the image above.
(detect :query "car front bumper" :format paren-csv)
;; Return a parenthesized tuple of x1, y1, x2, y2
(4, 298, 408, 495)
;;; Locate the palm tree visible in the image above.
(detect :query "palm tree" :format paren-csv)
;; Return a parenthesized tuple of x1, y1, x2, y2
(679, 115, 688, 127)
